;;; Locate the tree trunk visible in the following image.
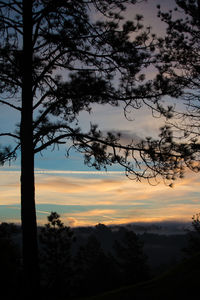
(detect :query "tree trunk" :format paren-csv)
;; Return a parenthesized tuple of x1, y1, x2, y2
(20, 0, 40, 297)
(198, 0, 200, 19)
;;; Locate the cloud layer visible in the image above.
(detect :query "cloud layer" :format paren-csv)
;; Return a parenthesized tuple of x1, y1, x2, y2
(1, 168, 200, 226)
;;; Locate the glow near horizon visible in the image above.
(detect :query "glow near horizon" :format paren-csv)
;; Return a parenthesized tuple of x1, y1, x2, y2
(1, 167, 200, 226)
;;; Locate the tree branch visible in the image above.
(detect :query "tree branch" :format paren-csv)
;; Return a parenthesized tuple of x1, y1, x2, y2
(0, 132, 20, 139)
(34, 133, 72, 153)
(0, 99, 21, 111)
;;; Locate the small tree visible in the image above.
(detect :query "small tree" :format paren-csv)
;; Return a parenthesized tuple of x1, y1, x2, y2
(39, 212, 75, 298)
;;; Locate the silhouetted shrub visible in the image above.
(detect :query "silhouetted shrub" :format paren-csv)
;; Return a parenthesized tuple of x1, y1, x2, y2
(39, 212, 75, 298)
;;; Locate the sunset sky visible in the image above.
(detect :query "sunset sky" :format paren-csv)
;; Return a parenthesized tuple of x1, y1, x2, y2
(1, 0, 200, 227)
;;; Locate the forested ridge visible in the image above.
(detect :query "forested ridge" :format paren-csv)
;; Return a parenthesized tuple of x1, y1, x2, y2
(1, 212, 198, 300)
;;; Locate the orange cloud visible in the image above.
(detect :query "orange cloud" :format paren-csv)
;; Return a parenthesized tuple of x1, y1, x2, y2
(1, 168, 200, 225)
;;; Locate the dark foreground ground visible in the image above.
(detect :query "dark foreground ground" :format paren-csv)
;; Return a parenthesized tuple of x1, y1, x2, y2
(85, 252, 200, 300)
(1, 220, 198, 300)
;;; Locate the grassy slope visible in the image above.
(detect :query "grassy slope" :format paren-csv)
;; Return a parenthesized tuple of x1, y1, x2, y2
(83, 253, 200, 300)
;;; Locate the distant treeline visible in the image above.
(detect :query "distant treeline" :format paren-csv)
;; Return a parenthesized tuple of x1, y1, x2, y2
(0, 212, 199, 300)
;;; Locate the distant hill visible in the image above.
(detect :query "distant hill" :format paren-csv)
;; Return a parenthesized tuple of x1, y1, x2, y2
(85, 252, 200, 300)
(116, 221, 191, 235)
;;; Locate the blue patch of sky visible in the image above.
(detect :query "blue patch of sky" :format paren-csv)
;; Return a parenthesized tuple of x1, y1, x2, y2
(0, 205, 21, 222)
(34, 142, 125, 172)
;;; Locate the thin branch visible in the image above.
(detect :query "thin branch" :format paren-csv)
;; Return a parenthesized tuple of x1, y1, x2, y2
(0, 132, 20, 139)
(0, 0, 22, 14)
(0, 99, 21, 111)
(0, 16, 23, 34)
(33, 92, 50, 110)
(32, 51, 66, 94)
(0, 143, 20, 165)
(34, 133, 72, 153)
